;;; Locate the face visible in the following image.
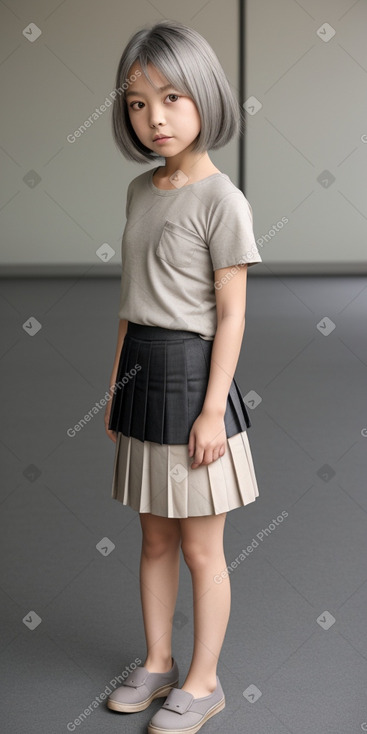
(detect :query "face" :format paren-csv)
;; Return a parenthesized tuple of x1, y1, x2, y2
(125, 62, 201, 156)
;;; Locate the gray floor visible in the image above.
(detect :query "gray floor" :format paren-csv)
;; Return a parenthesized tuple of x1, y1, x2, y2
(1, 275, 366, 734)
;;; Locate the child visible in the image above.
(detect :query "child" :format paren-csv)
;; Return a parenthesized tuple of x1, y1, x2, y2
(104, 20, 262, 734)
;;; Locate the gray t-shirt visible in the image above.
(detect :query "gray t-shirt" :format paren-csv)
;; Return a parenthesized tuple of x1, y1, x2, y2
(117, 166, 262, 340)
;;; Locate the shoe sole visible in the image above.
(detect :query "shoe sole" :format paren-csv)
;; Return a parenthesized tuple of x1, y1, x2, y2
(147, 696, 225, 734)
(107, 680, 179, 713)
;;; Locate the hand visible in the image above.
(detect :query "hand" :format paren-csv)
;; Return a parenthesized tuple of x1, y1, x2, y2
(188, 411, 227, 469)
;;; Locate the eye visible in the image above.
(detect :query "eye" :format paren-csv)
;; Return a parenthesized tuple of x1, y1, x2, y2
(129, 93, 180, 110)
(129, 101, 144, 110)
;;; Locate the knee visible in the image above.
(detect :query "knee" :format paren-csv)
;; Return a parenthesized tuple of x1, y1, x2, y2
(181, 541, 211, 571)
(142, 530, 180, 559)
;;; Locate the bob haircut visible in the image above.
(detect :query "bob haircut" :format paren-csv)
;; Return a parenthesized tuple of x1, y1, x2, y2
(112, 20, 244, 163)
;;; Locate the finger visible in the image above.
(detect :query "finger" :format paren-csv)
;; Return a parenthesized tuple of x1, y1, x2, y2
(194, 449, 210, 467)
(202, 449, 215, 466)
(191, 447, 203, 469)
(188, 431, 195, 457)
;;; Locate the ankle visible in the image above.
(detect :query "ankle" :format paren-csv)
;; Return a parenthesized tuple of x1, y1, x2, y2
(143, 654, 173, 673)
(181, 674, 217, 696)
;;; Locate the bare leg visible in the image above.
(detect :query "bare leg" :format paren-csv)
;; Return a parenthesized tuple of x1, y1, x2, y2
(179, 512, 230, 698)
(139, 512, 181, 673)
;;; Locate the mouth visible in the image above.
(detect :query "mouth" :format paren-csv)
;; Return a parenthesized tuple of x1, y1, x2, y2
(153, 135, 172, 142)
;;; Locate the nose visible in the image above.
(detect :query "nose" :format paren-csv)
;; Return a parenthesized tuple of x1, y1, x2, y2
(148, 102, 166, 128)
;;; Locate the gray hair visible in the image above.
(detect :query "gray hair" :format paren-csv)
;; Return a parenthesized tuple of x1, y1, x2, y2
(112, 20, 244, 162)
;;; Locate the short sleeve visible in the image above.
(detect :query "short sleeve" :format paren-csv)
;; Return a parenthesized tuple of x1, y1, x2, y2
(206, 191, 262, 271)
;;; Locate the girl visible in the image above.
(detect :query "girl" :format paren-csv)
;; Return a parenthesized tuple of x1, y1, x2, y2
(104, 20, 262, 734)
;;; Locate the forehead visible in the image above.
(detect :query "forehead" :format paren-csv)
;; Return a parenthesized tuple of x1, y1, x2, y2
(126, 61, 172, 92)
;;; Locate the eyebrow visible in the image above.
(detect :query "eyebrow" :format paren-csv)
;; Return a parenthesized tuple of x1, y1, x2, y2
(125, 84, 177, 99)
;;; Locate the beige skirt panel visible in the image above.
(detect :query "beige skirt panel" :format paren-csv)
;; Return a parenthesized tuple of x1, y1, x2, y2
(110, 430, 260, 518)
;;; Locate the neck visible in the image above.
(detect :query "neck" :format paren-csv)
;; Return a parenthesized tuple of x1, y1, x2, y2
(157, 151, 215, 180)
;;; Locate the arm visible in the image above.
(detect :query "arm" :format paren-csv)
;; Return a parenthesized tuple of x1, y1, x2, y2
(105, 318, 128, 442)
(202, 264, 247, 416)
(188, 264, 248, 467)
(109, 318, 128, 389)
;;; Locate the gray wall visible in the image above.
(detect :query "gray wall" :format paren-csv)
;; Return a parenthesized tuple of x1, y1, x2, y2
(0, 0, 239, 275)
(245, 0, 367, 273)
(1, 0, 366, 274)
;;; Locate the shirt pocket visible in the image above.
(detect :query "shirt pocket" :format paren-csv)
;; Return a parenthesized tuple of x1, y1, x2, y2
(156, 220, 204, 268)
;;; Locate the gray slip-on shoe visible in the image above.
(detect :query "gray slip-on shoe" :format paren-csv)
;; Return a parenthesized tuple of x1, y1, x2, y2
(107, 657, 179, 713)
(147, 675, 225, 734)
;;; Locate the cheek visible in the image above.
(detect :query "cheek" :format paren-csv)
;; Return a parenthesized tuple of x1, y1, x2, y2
(127, 111, 141, 134)
(188, 102, 201, 130)
(191, 113, 201, 135)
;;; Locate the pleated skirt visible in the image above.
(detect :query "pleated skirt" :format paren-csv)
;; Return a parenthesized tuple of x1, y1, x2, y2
(108, 321, 260, 518)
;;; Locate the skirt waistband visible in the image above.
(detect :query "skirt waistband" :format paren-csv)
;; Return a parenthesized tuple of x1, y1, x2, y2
(126, 321, 202, 341)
